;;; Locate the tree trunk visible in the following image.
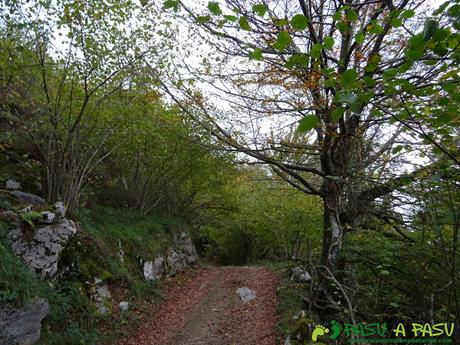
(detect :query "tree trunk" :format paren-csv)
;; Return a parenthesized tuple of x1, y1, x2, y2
(320, 180, 344, 270)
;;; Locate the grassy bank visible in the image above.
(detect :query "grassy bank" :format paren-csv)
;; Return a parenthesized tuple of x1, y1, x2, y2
(264, 262, 314, 344)
(0, 205, 189, 345)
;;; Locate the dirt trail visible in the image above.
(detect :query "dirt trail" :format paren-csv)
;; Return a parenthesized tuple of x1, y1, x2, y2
(119, 266, 279, 345)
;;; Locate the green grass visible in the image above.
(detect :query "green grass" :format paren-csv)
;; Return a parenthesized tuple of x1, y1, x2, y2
(265, 261, 314, 344)
(77, 205, 180, 258)
(71, 205, 180, 284)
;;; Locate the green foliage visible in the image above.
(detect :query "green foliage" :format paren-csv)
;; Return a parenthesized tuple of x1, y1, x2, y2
(331, 107, 345, 122)
(402, 9, 415, 18)
(252, 4, 267, 17)
(355, 32, 365, 44)
(291, 14, 309, 31)
(2, 1, 460, 342)
(249, 48, 263, 61)
(0, 0, 172, 210)
(0, 236, 48, 307)
(323, 36, 334, 50)
(340, 69, 359, 89)
(298, 115, 318, 132)
(405, 34, 426, 59)
(342, 227, 458, 324)
(163, 0, 179, 11)
(272, 31, 292, 51)
(266, 263, 312, 343)
(196, 15, 211, 24)
(390, 17, 403, 28)
(239, 16, 251, 30)
(286, 54, 308, 68)
(207, 2, 222, 16)
(201, 169, 323, 264)
(310, 43, 323, 58)
(19, 211, 42, 229)
(347, 9, 359, 22)
(77, 205, 175, 263)
(91, 93, 238, 221)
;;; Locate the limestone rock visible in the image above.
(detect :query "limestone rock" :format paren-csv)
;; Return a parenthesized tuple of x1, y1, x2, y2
(39, 211, 55, 224)
(176, 232, 198, 266)
(291, 266, 312, 283)
(7, 218, 78, 278)
(118, 301, 129, 312)
(54, 202, 66, 219)
(0, 298, 49, 345)
(236, 287, 256, 303)
(165, 232, 198, 276)
(10, 191, 45, 206)
(143, 256, 164, 281)
(166, 249, 186, 276)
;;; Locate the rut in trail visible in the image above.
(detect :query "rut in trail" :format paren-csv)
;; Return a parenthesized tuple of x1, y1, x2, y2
(119, 266, 279, 345)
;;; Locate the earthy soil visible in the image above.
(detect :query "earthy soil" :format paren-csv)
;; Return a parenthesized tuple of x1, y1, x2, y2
(119, 266, 279, 345)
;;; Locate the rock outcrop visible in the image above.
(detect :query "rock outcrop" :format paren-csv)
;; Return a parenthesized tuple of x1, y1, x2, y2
(0, 298, 49, 345)
(143, 232, 198, 279)
(39, 211, 55, 224)
(166, 249, 186, 276)
(143, 256, 165, 281)
(166, 232, 198, 276)
(7, 218, 78, 278)
(175, 232, 199, 266)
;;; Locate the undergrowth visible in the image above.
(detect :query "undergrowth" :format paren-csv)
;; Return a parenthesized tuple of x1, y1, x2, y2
(265, 262, 313, 344)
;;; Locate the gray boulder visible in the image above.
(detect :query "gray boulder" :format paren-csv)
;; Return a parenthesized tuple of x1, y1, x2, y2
(166, 249, 186, 276)
(10, 191, 45, 206)
(176, 232, 198, 266)
(118, 301, 129, 312)
(166, 232, 198, 276)
(236, 287, 256, 303)
(0, 298, 49, 345)
(7, 218, 78, 278)
(291, 266, 312, 283)
(143, 256, 165, 281)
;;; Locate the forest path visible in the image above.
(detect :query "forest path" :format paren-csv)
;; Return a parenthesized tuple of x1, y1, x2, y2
(119, 266, 280, 345)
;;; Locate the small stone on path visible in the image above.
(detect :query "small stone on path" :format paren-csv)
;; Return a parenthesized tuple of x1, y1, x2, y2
(236, 286, 256, 303)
